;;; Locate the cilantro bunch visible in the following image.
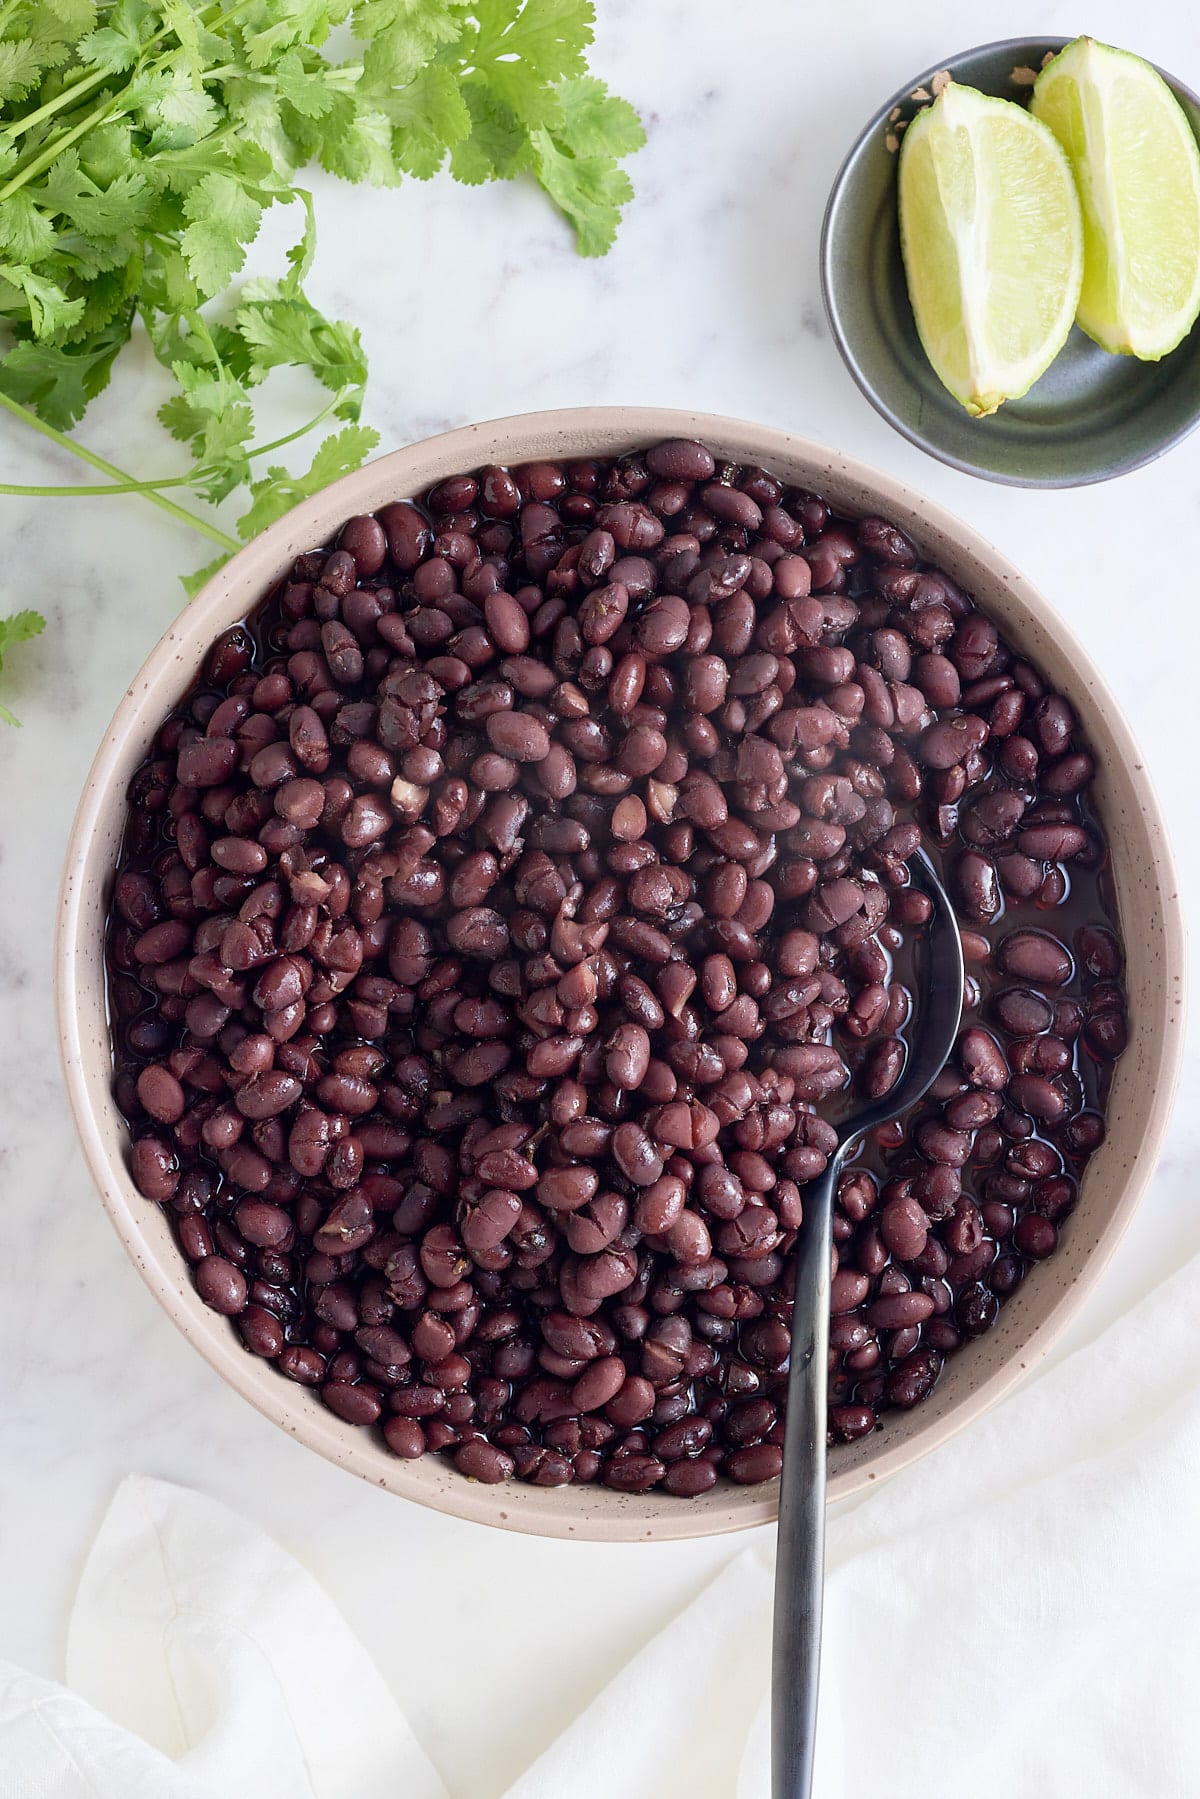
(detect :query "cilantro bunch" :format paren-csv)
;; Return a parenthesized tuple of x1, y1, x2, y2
(0, 0, 643, 720)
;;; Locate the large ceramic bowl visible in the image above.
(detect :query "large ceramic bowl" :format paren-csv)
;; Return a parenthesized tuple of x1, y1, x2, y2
(57, 407, 1184, 1540)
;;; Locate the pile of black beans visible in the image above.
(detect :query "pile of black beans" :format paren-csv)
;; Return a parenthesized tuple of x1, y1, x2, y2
(107, 439, 1127, 1494)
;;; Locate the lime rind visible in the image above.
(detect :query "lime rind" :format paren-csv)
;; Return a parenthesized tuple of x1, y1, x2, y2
(898, 82, 1084, 416)
(1033, 37, 1200, 360)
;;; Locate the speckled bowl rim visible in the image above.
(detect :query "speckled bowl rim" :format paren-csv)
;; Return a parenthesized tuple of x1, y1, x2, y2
(56, 406, 1185, 1540)
(819, 37, 1200, 487)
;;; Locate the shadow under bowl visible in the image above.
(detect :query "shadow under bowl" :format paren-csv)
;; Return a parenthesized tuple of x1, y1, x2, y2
(821, 36, 1200, 486)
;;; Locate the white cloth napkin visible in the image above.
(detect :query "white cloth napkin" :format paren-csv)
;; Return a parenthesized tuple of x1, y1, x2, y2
(2, 1251, 1197, 1799)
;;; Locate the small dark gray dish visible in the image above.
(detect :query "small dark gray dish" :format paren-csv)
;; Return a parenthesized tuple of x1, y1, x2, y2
(820, 36, 1200, 486)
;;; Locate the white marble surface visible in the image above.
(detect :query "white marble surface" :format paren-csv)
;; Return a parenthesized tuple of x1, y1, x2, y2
(1, 2, 1198, 1791)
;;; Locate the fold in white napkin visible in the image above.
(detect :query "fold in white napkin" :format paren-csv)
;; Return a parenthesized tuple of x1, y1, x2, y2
(1, 1473, 447, 1799)
(2, 1252, 1197, 1799)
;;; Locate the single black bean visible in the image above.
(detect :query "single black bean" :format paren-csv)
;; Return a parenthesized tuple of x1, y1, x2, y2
(195, 1256, 247, 1314)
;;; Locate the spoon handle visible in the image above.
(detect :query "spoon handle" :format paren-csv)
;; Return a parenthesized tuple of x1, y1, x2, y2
(771, 1153, 837, 1799)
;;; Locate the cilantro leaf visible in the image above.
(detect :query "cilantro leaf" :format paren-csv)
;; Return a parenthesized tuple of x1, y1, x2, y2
(52, 227, 141, 280)
(0, 610, 46, 727)
(38, 148, 155, 238)
(78, 0, 152, 76)
(461, 0, 593, 127)
(554, 75, 645, 160)
(133, 65, 223, 148)
(157, 0, 205, 77)
(0, 310, 133, 426)
(282, 188, 317, 291)
(0, 610, 46, 655)
(354, 0, 461, 87)
(77, 26, 141, 74)
(384, 64, 471, 178)
(276, 54, 337, 121)
(181, 171, 263, 296)
(58, 258, 141, 340)
(0, 192, 57, 262)
(77, 120, 139, 186)
(0, 39, 51, 106)
(238, 423, 379, 537)
(180, 549, 231, 600)
(138, 239, 200, 323)
(310, 95, 397, 184)
(158, 358, 254, 497)
(235, 285, 367, 407)
(521, 76, 643, 256)
(222, 78, 294, 167)
(0, 261, 87, 335)
(241, 0, 351, 71)
(529, 123, 635, 256)
(35, 0, 99, 40)
(449, 79, 530, 183)
(467, 0, 593, 86)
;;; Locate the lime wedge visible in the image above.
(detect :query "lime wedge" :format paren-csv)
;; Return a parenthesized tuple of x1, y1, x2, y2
(898, 82, 1083, 416)
(1032, 37, 1200, 359)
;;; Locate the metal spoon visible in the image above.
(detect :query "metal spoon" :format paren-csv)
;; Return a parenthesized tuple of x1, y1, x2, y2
(771, 846, 965, 1799)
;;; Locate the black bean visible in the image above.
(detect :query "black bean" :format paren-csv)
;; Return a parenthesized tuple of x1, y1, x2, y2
(998, 929, 1073, 986)
(239, 1304, 284, 1357)
(131, 1135, 179, 1201)
(634, 595, 690, 656)
(646, 440, 716, 481)
(718, 1442, 778, 1484)
(486, 710, 551, 762)
(879, 1196, 929, 1261)
(454, 1438, 515, 1482)
(195, 1256, 247, 1314)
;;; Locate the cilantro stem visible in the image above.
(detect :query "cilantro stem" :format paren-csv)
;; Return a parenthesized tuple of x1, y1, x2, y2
(240, 388, 349, 460)
(0, 477, 200, 495)
(0, 383, 350, 497)
(0, 95, 119, 206)
(0, 65, 113, 145)
(0, 391, 240, 550)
